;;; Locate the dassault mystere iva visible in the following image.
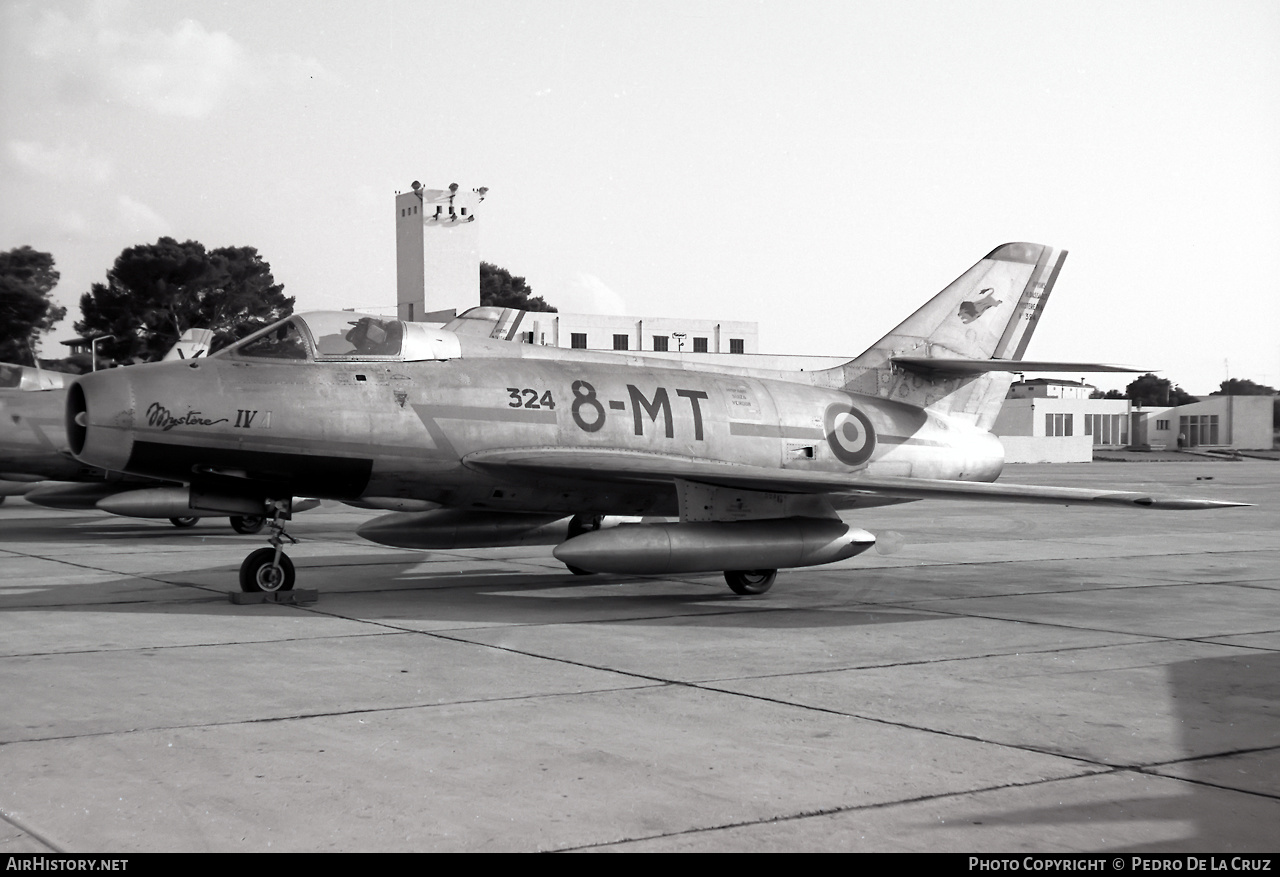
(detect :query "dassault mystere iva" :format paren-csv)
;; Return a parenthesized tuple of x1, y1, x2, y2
(65, 243, 1247, 594)
(1, 332, 273, 532)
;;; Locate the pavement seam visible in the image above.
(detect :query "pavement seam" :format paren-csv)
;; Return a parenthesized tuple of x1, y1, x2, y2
(0, 681, 665, 746)
(551, 767, 1129, 852)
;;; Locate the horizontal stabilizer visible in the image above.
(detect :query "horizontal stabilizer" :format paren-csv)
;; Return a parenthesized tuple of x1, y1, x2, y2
(891, 357, 1147, 375)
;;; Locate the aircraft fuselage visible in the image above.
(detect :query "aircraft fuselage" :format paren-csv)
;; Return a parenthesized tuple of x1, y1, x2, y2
(70, 344, 1005, 518)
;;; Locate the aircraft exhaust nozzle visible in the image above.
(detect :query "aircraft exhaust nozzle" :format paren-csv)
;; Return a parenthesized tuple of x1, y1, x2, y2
(66, 373, 135, 473)
(552, 517, 876, 575)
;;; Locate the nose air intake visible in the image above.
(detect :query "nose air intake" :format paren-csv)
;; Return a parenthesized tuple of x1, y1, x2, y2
(66, 382, 88, 456)
(66, 370, 136, 473)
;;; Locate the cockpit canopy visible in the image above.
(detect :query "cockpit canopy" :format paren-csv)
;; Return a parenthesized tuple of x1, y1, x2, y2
(221, 312, 462, 362)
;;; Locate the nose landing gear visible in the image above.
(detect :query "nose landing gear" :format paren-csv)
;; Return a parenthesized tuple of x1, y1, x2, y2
(238, 503, 297, 593)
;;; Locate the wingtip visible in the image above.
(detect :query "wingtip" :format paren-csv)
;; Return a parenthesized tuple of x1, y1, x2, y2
(984, 242, 1046, 264)
(1131, 498, 1253, 510)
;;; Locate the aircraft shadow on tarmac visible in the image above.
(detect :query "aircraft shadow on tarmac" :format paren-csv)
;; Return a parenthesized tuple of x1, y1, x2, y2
(0, 548, 951, 630)
(907, 650, 1280, 852)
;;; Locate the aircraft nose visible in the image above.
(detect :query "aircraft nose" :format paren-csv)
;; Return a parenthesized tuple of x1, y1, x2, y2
(67, 369, 136, 472)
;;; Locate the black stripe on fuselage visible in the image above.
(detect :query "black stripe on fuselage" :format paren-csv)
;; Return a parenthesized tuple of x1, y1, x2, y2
(128, 440, 373, 497)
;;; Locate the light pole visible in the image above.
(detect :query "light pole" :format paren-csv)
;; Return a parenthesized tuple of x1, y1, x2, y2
(672, 332, 686, 353)
(90, 335, 115, 372)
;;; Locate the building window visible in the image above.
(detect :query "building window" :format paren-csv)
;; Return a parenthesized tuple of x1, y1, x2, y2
(613, 334, 629, 351)
(693, 337, 708, 353)
(730, 338, 744, 354)
(571, 333, 587, 349)
(1179, 414, 1219, 447)
(652, 336, 668, 352)
(1086, 414, 1129, 445)
(1156, 419, 1169, 431)
(1045, 413, 1073, 437)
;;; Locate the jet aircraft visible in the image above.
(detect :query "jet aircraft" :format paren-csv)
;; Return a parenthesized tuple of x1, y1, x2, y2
(0, 335, 270, 531)
(65, 243, 1246, 594)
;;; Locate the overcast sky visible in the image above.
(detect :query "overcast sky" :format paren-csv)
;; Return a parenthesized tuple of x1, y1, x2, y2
(3, 0, 1277, 394)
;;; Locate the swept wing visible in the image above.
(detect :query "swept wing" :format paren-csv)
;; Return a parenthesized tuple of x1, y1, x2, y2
(463, 447, 1248, 511)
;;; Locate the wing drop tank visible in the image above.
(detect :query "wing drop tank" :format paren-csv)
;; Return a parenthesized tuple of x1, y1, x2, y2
(553, 517, 876, 575)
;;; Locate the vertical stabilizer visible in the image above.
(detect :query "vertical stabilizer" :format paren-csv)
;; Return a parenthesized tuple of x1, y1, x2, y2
(813, 243, 1067, 430)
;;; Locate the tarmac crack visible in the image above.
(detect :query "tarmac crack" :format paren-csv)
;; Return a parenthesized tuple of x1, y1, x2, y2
(550, 768, 1126, 852)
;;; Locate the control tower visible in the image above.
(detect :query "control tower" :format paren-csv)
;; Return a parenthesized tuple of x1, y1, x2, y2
(394, 181, 487, 322)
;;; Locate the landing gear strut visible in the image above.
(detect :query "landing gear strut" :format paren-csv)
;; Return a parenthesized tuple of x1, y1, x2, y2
(238, 503, 296, 593)
(724, 569, 777, 595)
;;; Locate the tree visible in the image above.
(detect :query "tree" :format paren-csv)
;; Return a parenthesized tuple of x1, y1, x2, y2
(479, 262, 556, 312)
(1089, 389, 1126, 399)
(0, 246, 65, 364)
(1124, 373, 1197, 407)
(76, 238, 294, 362)
(1210, 378, 1278, 396)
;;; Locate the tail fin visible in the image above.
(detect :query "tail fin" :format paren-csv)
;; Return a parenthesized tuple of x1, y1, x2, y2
(814, 243, 1067, 430)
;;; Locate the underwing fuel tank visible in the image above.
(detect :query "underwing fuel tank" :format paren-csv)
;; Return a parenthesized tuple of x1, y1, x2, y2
(24, 483, 217, 517)
(95, 490, 319, 518)
(552, 517, 876, 575)
(24, 482, 136, 510)
(360, 510, 548, 549)
(95, 487, 218, 518)
(358, 510, 647, 550)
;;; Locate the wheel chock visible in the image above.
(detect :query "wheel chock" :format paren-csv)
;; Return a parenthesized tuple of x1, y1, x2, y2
(229, 589, 319, 605)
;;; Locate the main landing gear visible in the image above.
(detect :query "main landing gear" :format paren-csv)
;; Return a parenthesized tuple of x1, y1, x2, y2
(167, 515, 267, 534)
(724, 569, 777, 595)
(239, 504, 296, 593)
(230, 515, 266, 535)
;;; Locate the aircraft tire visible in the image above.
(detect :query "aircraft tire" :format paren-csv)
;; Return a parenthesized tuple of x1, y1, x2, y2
(230, 515, 267, 535)
(725, 569, 776, 595)
(240, 547, 296, 593)
(169, 516, 199, 528)
(565, 563, 596, 576)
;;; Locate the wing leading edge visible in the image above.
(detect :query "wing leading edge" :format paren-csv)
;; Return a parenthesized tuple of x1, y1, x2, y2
(463, 448, 1249, 511)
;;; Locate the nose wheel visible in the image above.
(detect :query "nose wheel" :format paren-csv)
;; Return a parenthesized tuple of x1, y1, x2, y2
(238, 505, 297, 593)
(240, 547, 295, 592)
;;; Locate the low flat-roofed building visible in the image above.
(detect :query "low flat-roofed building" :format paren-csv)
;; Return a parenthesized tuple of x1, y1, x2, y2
(992, 392, 1132, 463)
(500, 311, 759, 355)
(1007, 378, 1096, 400)
(1134, 395, 1274, 450)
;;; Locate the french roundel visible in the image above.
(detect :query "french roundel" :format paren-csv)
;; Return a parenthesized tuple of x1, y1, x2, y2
(824, 404, 876, 466)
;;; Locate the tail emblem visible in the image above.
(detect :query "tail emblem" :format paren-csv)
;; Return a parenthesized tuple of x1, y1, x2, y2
(958, 288, 1002, 323)
(825, 404, 876, 466)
